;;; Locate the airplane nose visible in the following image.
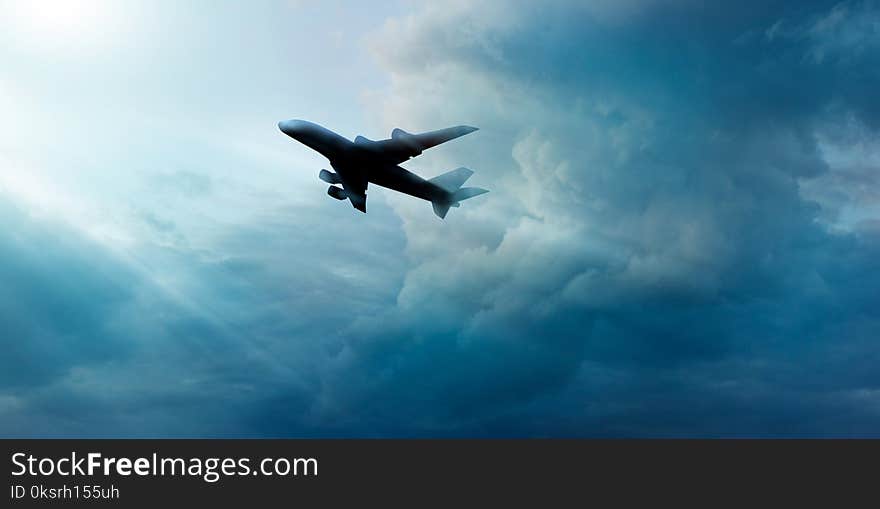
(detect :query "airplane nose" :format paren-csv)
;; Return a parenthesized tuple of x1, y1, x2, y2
(278, 119, 306, 136)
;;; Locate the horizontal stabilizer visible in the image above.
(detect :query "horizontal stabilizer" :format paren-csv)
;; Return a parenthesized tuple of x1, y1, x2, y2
(432, 201, 452, 219)
(429, 166, 489, 219)
(452, 187, 488, 202)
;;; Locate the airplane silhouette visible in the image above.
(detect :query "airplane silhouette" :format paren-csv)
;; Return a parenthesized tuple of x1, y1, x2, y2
(278, 119, 487, 218)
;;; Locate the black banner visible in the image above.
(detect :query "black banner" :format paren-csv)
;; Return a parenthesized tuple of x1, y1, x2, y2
(1, 440, 875, 507)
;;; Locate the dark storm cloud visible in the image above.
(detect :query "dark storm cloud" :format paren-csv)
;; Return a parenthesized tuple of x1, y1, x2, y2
(306, 0, 880, 435)
(0, 179, 409, 436)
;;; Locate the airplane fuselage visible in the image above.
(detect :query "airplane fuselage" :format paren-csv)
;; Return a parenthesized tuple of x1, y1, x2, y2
(279, 119, 443, 203)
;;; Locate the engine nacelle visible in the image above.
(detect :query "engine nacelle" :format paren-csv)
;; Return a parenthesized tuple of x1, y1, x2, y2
(319, 169, 341, 184)
(327, 185, 347, 200)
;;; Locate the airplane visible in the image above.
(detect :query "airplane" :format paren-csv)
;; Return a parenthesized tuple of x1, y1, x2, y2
(278, 119, 488, 218)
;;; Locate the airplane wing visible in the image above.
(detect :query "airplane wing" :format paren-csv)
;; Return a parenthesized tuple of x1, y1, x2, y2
(359, 125, 478, 164)
(331, 162, 368, 212)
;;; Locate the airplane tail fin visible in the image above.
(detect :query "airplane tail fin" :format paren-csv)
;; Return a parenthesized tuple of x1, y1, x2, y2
(428, 167, 489, 219)
(429, 167, 473, 193)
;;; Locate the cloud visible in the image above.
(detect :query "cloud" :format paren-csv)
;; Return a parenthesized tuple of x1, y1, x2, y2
(0, 198, 134, 390)
(0, 173, 409, 436)
(308, 0, 880, 435)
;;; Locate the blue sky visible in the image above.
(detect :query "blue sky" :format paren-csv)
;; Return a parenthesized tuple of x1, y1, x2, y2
(1, 0, 879, 437)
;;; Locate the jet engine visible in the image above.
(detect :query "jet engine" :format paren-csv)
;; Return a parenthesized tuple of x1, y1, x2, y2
(327, 185, 347, 200)
(319, 169, 341, 184)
